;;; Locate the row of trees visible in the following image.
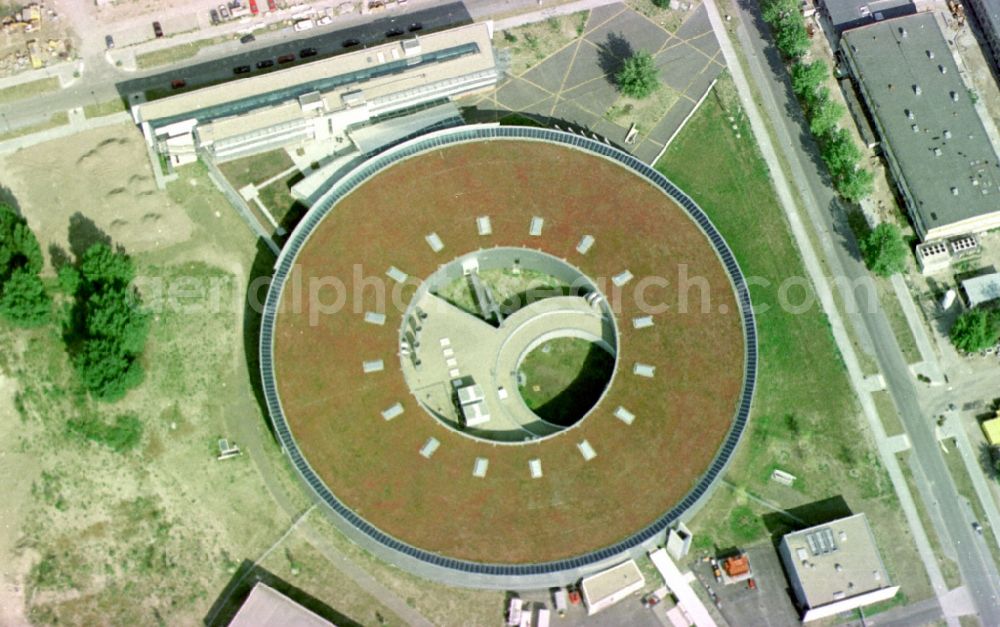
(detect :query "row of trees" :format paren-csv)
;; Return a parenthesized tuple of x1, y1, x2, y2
(0, 202, 149, 402)
(763, 0, 874, 203)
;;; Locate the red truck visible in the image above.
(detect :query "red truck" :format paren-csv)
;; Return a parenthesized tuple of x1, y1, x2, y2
(249, 0, 259, 15)
(267, 0, 277, 11)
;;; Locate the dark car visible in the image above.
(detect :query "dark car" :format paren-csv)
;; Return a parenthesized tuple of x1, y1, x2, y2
(170, 79, 186, 89)
(299, 47, 318, 57)
(341, 38, 361, 48)
(105, 34, 114, 49)
(210, 9, 220, 24)
(408, 22, 423, 32)
(233, 65, 251, 74)
(255, 59, 274, 69)
(240, 33, 256, 44)
(277, 53, 295, 63)
(153, 21, 164, 38)
(385, 28, 404, 37)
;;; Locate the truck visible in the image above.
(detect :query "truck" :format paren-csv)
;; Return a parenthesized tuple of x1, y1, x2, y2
(552, 588, 568, 616)
(506, 598, 523, 626)
(535, 607, 551, 627)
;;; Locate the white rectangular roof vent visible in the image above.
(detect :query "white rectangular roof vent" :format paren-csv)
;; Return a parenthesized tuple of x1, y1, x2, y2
(381, 403, 404, 420)
(615, 406, 635, 424)
(634, 363, 656, 378)
(613, 270, 634, 286)
(477, 216, 492, 235)
(425, 232, 444, 252)
(473, 457, 489, 478)
(386, 266, 408, 283)
(529, 216, 544, 236)
(529, 459, 543, 478)
(419, 437, 440, 458)
(577, 440, 597, 461)
(633, 316, 654, 329)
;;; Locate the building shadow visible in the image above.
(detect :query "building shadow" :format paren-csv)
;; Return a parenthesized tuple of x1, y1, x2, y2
(761, 495, 853, 546)
(242, 239, 279, 440)
(203, 560, 365, 627)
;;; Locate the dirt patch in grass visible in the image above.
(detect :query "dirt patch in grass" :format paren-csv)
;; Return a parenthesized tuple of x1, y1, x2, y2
(0, 123, 194, 271)
(496, 12, 589, 77)
(659, 81, 933, 602)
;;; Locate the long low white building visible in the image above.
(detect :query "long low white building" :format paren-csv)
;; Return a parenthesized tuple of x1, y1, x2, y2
(132, 22, 498, 165)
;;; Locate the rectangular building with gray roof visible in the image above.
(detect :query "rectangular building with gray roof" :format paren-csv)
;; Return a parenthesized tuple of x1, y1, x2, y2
(842, 13, 1000, 240)
(822, 0, 916, 35)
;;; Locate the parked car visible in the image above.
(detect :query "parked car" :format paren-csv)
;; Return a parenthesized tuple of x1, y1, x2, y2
(385, 28, 404, 37)
(277, 53, 295, 63)
(233, 64, 251, 74)
(170, 79, 186, 89)
(974, 521, 984, 535)
(105, 34, 114, 49)
(293, 19, 315, 32)
(255, 59, 274, 69)
(299, 47, 318, 57)
(210, 9, 220, 23)
(317, 15, 332, 25)
(219, 4, 230, 18)
(240, 33, 255, 44)
(342, 38, 360, 48)
(153, 21, 163, 38)
(408, 22, 422, 32)
(267, 0, 277, 11)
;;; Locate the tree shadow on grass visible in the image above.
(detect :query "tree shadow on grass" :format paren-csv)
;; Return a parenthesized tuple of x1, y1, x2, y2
(596, 31, 634, 85)
(68, 211, 113, 261)
(203, 560, 364, 627)
(0, 184, 21, 215)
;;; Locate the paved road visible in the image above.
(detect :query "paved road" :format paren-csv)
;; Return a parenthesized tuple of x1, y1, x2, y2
(729, 0, 1000, 621)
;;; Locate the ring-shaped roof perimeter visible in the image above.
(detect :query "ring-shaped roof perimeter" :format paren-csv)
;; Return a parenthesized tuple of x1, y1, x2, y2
(260, 125, 757, 587)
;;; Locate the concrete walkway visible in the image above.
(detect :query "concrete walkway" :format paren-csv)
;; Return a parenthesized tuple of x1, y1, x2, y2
(0, 110, 131, 155)
(702, 0, 954, 617)
(890, 273, 945, 384)
(943, 417, 1000, 556)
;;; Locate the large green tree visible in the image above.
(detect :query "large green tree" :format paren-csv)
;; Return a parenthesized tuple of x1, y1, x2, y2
(791, 60, 828, 100)
(821, 129, 862, 178)
(774, 15, 810, 59)
(950, 308, 1000, 353)
(0, 268, 50, 327)
(69, 243, 149, 402)
(616, 51, 660, 99)
(808, 95, 845, 136)
(761, 0, 800, 24)
(860, 223, 908, 277)
(837, 167, 875, 203)
(0, 203, 48, 327)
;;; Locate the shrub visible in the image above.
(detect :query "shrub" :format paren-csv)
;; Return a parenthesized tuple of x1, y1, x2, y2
(0, 268, 50, 327)
(67, 413, 143, 453)
(950, 308, 1000, 353)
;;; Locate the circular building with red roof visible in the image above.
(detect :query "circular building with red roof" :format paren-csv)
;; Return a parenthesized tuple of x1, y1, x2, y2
(260, 125, 757, 587)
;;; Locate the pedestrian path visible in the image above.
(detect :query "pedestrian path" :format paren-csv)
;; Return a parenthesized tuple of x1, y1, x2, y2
(891, 274, 945, 384)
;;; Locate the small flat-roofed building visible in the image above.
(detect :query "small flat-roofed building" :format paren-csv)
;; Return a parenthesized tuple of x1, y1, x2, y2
(229, 582, 335, 627)
(581, 560, 645, 615)
(132, 22, 498, 166)
(981, 413, 1000, 445)
(822, 0, 916, 35)
(779, 513, 899, 622)
(842, 13, 1000, 241)
(960, 272, 1000, 307)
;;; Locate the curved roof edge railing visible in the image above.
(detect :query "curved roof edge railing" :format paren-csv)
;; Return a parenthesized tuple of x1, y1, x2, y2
(259, 125, 758, 586)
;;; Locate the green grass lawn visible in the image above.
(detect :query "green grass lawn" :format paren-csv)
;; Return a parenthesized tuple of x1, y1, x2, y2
(83, 98, 127, 119)
(518, 338, 614, 426)
(0, 76, 59, 105)
(657, 82, 931, 601)
(217, 149, 295, 191)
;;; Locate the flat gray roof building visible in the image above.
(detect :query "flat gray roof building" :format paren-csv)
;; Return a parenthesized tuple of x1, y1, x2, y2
(823, 0, 916, 35)
(779, 513, 899, 622)
(842, 13, 1000, 240)
(229, 582, 334, 627)
(961, 272, 1000, 307)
